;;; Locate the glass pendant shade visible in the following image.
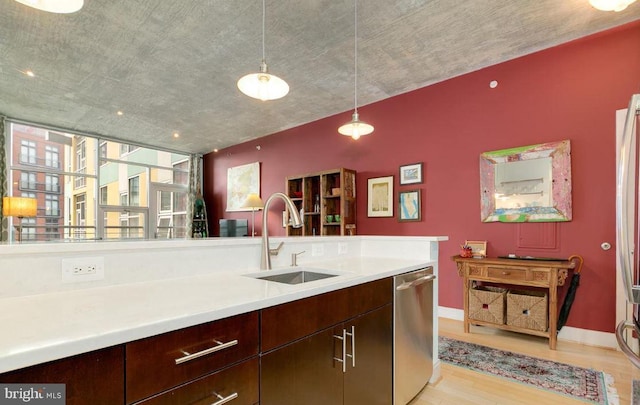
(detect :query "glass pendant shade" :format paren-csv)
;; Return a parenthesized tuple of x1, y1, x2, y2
(237, 61, 289, 101)
(338, 112, 374, 140)
(338, 0, 373, 140)
(589, 0, 636, 11)
(14, 0, 83, 13)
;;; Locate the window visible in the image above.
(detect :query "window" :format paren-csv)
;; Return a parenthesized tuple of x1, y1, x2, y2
(8, 122, 192, 242)
(100, 186, 108, 205)
(45, 194, 59, 217)
(45, 145, 59, 168)
(21, 218, 36, 241)
(99, 141, 107, 164)
(45, 217, 60, 240)
(20, 140, 36, 165)
(20, 172, 37, 190)
(129, 176, 140, 206)
(120, 143, 138, 156)
(75, 194, 86, 222)
(75, 137, 86, 188)
(45, 174, 59, 193)
(160, 191, 172, 212)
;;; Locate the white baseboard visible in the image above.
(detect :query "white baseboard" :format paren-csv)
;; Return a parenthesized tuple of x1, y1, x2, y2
(438, 306, 618, 350)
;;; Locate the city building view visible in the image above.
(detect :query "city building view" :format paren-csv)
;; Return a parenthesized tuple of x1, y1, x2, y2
(7, 123, 191, 242)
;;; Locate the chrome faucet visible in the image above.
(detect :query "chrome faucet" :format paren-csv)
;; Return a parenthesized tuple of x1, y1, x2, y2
(261, 192, 303, 270)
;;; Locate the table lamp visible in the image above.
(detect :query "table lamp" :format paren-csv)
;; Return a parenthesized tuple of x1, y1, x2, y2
(3, 196, 37, 243)
(241, 193, 264, 237)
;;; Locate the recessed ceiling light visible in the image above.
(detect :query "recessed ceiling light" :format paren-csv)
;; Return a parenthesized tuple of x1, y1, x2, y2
(172, 132, 180, 138)
(24, 70, 35, 77)
(116, 110, 124, 116)
(14, 0, 84, 14)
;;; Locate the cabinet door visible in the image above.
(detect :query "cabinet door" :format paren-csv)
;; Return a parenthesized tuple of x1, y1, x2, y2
(343, 304, 393, 405)
(261, 326, 343, 405)
(0, 345, 124, 405)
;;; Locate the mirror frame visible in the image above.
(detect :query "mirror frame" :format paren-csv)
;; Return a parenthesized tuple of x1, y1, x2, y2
(480, 140, 572, 222)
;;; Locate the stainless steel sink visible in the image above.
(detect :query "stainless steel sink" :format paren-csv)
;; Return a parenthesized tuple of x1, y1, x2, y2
(255, 270, 338, 285)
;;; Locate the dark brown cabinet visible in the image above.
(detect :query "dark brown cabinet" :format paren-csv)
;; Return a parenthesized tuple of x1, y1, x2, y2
(0, 345, 125, 405)
(126, 311, 259, 404)
(260, 279, 393, 405)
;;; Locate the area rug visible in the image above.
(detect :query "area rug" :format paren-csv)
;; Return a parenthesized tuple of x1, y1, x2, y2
(439, 336, 618, 404)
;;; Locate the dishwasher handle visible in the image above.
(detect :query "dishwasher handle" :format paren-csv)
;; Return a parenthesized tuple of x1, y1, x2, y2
(396, 274, 436, 291)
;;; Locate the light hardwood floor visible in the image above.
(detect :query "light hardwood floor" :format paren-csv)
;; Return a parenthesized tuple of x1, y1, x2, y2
(412, 318, 640, 405)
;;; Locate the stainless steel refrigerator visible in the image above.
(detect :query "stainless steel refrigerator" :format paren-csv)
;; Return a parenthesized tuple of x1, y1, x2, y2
(615, 93, 640, 367)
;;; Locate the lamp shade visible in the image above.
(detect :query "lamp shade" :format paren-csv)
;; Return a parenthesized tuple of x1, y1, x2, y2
(3, 197, 37, 218)
(338, 112, 374, 140)
(237, 62, 289, 101)
(589, 0, 636, 11)
(241, 193, 264, 209)
(14, 0, 84, 13)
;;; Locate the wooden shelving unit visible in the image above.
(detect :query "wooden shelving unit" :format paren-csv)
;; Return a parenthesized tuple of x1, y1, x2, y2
(286, 168, 356, 236)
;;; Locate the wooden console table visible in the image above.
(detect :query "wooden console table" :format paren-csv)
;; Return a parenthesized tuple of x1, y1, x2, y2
(453, 256, 574, 350)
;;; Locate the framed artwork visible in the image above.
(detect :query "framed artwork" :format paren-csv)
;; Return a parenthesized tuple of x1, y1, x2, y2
(368, 176, 394, 217)
(399, 162, 423, 185)
(398, 190, 421, 222)
(465, 240, 487, 258)
(226, 162, 260, 212)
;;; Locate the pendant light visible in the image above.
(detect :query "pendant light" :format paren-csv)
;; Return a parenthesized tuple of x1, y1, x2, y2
(588, 0, 636, 11)
(338, 0, 373, 140)
(237, 0, 289, 101)
(14, 0, 83, 13)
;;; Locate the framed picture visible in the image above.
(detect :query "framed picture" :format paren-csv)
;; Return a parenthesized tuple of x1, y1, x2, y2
(465, 240, 487, 258)
(399, 162, 423, 185)
(368, 176, 394, 217)
(398, 190, 421, 222)
(226, 162, 260, 212)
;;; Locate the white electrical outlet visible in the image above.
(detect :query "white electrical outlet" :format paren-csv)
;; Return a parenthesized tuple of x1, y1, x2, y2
(338, 243, 348, 255)
(62, 257, 105, 283)
(312, 244, 325, 257)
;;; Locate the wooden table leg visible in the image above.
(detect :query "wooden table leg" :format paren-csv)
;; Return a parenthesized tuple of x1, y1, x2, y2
(548, 271, 558, 350)
(463, 277, 470, 333)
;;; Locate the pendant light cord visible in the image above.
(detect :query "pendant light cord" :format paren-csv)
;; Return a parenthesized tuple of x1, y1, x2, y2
(262, 0, 266, 63)
(354, 0, 358, 114)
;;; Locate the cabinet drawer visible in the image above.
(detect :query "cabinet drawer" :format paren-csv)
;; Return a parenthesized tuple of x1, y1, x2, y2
(261, 278, 392, 352)
(136, 357, 259, 405)
(126, 311, 259, 404)
(487, 266, 527, 281)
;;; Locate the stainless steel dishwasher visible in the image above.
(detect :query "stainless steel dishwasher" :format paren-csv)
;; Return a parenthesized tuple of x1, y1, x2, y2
(393, 267, 436, 405)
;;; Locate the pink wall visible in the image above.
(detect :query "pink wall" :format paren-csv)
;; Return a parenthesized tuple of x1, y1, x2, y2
(204, 21, 640, 333)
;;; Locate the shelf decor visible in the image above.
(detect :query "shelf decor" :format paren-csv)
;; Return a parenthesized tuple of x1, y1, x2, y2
(367, 176, 393, 217)
(226, 162, 260, 212)
(398, 190, 421, 222)
(399, 162, 423, 185)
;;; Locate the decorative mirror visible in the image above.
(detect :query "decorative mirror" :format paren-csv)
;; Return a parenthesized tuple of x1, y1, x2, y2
(480, 140, 572, 222)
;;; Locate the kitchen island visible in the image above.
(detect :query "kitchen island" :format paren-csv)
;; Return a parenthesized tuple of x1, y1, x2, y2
(0, 235, 446, 404)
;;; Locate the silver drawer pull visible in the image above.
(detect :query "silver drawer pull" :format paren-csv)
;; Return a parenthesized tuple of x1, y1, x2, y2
(211, 392, 238, 405)
(502, 271, 510, 275)
(175, 339, 239, 365)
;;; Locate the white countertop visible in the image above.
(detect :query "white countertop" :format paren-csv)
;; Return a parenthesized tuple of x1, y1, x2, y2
(0, 256, 434, 374)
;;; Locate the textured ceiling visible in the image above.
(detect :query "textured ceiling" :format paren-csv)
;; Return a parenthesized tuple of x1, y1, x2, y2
(0, 0, 639, 154)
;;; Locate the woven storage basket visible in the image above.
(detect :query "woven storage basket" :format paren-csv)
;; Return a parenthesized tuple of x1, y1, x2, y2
(506, 290, 548, 331)
(469, 286, 507, 324)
